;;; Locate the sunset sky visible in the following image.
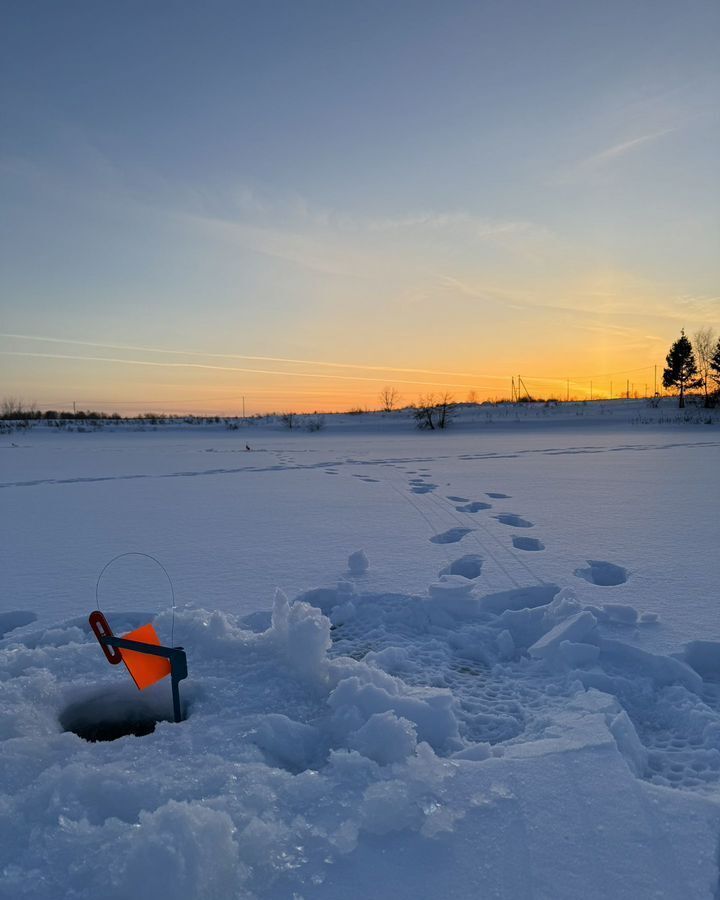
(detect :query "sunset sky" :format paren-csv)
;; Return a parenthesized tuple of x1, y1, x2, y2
(2, 1, 719, 413)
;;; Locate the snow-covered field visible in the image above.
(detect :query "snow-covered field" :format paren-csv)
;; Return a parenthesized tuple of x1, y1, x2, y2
(2, 401, 720, 899)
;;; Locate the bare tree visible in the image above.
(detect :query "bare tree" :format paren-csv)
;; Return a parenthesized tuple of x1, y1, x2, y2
(412, 393, 456, 430)
(710, 336, 720, 393)
(412, 394, 436, 430)
(466, 390, 478, 404)
(304, 415, 325, 432)
(694, 327, 716, 406)
(379, 386, 399, 412)
(435, 392, 456, 429)
(279, 412, 296, 429)
(1, 397, 23, 418)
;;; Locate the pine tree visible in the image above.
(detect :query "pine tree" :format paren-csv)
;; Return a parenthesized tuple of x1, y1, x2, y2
(662, 330, 701, 408)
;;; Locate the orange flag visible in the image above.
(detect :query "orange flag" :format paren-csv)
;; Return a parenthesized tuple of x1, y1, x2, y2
(120, 623, 172, 690)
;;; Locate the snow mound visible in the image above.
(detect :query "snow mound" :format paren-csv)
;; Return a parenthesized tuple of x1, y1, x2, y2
(348, 549, 369, 576)
(347, 711, 418, 765)
(3, 580, 720, 898)
(428, 575, 477, 611)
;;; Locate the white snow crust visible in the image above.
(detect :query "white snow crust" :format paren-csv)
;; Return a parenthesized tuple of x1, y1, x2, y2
(1, 402, 720, 898)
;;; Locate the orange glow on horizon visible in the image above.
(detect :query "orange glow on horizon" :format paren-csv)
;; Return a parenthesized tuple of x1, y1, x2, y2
(21, 358, 664, 416)
(0, 325, 699, 416)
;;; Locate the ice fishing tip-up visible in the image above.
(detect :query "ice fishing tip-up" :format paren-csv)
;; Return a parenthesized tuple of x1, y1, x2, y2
(89, 610, 188, 724)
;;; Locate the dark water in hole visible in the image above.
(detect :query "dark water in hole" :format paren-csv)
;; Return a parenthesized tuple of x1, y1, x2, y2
(59, 692, 168, 742)
(64, 716, 158, 742)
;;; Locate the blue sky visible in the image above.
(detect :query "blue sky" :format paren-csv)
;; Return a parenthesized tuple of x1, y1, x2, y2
(1, 1, 718, 411)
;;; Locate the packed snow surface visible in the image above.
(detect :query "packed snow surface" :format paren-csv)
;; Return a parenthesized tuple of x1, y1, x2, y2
(1, 401, 720, 899)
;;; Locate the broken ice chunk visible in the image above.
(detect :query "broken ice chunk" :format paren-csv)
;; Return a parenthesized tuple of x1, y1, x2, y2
(528, 611, 598, 660)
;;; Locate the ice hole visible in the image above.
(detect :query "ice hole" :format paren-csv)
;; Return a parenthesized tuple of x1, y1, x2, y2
(59, 685, 176, 742)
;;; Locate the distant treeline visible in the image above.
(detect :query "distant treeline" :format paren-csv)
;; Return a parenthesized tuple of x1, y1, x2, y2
(1, 406, 123, 421)
(0, 401, 329, 431)
(0, 400, 249, 426)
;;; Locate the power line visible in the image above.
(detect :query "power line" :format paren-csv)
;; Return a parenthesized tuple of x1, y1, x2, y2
(520, 365, 655, 381)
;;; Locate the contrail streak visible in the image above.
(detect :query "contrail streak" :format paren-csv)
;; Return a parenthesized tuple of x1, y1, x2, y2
(0, 351, 476, 389)
(0, 332, 510, 380)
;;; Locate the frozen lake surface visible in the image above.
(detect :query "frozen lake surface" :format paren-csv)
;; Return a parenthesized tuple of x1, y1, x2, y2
(2, 402, 720, 899)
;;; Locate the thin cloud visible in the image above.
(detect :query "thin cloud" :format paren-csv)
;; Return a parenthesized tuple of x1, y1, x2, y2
(0, 333, 480, 378)
(436, 272, 720, 329)
(0, 351, 482, 389)
(178, 212, 367, 278)
(435, 275, 528, 311)
(582, 129, 674, 167)
(555, 129, 675, 183)
(365, 212, 470, 231)
(571, 322, 637, 337)
(363, 212, 534, 239)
